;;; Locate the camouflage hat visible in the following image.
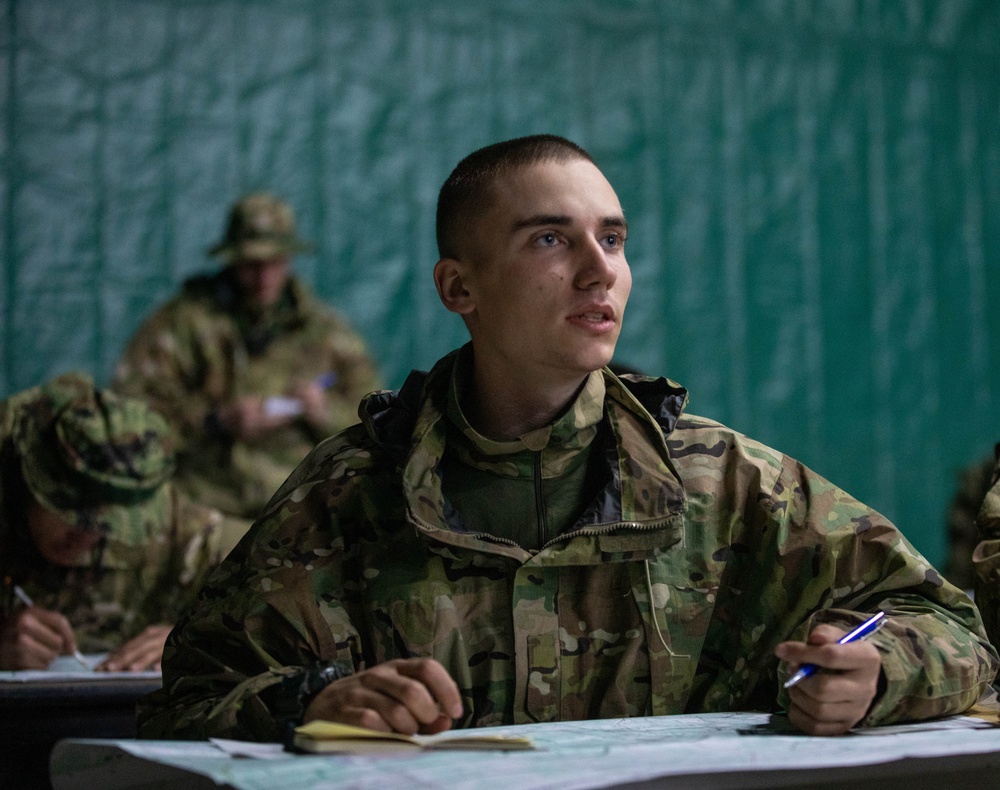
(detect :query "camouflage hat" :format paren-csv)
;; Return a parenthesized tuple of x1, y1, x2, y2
(15, 373, 176, 546)
(207, 192, 313, 263)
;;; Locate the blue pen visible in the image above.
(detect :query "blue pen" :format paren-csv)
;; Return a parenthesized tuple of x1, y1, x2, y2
(783, 611, 886, 689)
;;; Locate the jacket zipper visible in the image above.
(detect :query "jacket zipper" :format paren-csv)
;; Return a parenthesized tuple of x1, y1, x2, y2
(416, 515, 681, 556)
(534, 450, 547, 550)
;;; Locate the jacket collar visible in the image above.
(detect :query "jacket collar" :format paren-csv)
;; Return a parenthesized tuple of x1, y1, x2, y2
(359, 350, 691, 563)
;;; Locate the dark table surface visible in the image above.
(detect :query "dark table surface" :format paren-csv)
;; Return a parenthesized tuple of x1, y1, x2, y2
(0, 676, 161, 790)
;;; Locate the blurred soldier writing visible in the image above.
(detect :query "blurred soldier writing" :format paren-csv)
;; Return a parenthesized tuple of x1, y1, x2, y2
(113, 193, 382, 521)
(0, 373, 242, 671)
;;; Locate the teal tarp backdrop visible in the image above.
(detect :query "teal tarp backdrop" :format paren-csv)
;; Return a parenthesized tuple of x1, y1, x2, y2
(1, 0, 998, 567)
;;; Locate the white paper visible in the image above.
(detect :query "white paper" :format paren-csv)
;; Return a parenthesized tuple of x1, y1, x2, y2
(50, 712, 1000, 790)
(263, 396, 303, 417)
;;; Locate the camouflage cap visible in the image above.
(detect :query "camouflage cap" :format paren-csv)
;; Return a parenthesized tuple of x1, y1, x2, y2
(15, 372, 176, 545)
(208, 192, 313, 263)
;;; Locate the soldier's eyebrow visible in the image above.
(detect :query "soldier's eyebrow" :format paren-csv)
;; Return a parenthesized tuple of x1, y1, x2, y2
(512, 214, 571, 230)
(511, 214, 628, 231)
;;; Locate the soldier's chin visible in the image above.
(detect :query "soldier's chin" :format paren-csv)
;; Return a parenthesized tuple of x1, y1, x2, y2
(47, 546, 90, 567)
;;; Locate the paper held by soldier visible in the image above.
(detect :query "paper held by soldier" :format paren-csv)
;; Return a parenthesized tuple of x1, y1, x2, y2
(292, 720, 537, 754)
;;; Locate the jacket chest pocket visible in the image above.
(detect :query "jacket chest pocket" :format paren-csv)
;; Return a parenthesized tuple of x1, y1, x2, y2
(631, 559, 718, 716)
(514, 564, 654, 724)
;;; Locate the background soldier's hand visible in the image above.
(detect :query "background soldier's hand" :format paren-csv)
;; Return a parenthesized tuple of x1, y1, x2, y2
(0, 605, 77, 670)
(216, 396, 292, 440)
(289, 379, 329, 428)
(303, 657, 463, 735)
(775, 623, 882, 736)
(96, 624, 173, 671)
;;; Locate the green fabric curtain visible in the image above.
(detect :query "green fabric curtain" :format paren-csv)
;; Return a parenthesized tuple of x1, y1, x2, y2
(2, 0, 998, 566)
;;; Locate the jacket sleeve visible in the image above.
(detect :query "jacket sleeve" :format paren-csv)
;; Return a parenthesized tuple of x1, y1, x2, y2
(137, 437, 369, 741)
(127, 489, 251, 636)
(111, 301, 223, 452)
(751, 451, 1000, 726)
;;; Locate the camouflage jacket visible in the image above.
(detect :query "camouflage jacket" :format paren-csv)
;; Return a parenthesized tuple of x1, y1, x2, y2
(112, 272, 382, 520)
(972, 453, 1000, 650)
(946, 455, 996, 590)
(139, 350, 998, 740)
(0, 386, 245, 654)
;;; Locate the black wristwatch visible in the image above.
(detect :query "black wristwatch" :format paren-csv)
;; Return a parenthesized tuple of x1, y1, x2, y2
(273, 661, 353, 747)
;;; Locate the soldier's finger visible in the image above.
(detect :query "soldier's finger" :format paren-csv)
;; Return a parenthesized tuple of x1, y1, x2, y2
(787, 700, 857, 736)
(342, 692, 423, 734)
(19, 608, 71, 653)
(101, 630, 163, 671)
(394, 658, 463, 719)
(16, 632, 60, 669)
(359, 667, 446, 727)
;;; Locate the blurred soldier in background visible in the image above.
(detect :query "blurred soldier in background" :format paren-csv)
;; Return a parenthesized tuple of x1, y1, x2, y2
(113, 193, 382, 521)
(0, 373, 243, 671)
(972, 448, 1000, 653)
(944, 454, 996, 591)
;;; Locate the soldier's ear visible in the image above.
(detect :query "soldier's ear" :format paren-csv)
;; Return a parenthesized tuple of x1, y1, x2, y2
(434, 258, 475, 316)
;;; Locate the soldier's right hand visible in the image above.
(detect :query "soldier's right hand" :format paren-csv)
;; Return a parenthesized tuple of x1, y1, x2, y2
(216, 396, 292, 440)
(0, 605, 78, 670)
(303, 657, 463, 735)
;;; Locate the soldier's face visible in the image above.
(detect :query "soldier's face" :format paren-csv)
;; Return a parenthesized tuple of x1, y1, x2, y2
(27, 501, 101, 567)
(232, 256, 291, 309)
(453, 159, 631, 386)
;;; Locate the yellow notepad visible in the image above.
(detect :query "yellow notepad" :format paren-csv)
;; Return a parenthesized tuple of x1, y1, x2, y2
(293, 721, 536, 754)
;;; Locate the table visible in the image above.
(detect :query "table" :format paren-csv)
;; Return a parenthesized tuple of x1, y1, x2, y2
(49, 712, 1000, 790)
(0, 674, 161, 790)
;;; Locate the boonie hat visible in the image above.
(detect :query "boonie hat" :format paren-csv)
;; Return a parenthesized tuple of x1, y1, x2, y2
(208, 192, 313, 263)
(15, 372, 176, 545)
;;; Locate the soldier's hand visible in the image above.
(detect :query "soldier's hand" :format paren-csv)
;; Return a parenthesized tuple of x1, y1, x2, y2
(303, 657, 463, 735)
(775, 623, 882, 736)
(0, 605, 77, 670)
(96, 624, 173, 671)
(289, 380, 329, 428)
(216, 396, 292, 439)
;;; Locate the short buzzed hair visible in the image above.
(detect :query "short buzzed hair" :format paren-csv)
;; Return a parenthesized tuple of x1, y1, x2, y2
(435, 134, 596, 260)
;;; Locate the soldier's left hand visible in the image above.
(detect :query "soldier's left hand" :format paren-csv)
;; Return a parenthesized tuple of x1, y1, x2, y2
(96, 624, 173, 671)
(290, 380, 329, 427)
(775, 623, 881, 736)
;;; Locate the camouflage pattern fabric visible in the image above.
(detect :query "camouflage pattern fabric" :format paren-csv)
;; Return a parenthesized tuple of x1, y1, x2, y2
(972, 454, 1000, 651)
(0, 374, 248, 653)
(138, 349, 998, 741)
(112, 272, 382, 520)
(7, 372, 175, 544)
(944, 455, 996, 590)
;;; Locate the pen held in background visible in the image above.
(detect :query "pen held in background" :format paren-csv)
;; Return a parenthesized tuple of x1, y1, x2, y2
(783, 611, 887, 689)
(11, 583, 91, 670)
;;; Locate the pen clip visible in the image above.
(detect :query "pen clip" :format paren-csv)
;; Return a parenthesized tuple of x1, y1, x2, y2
(839, 611, 887, 645)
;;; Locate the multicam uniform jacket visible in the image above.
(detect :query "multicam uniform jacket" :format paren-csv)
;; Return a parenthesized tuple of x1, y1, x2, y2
(112, 271, 382, 520)
(139, 350, 999, 740)
(0, 384, 243, 654)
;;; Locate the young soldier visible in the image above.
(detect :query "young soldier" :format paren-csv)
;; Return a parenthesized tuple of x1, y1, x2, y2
(0, 373, 243, 670)
(112, 193, 382, 522)
(139, 136, 997, 739)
